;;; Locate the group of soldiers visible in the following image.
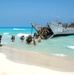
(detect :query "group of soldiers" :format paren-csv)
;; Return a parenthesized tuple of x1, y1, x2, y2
(38, 27, 50, 39)
(11, 34, 41, 45)
(0, 26, 50, 46)
(0, 33, 42, 46)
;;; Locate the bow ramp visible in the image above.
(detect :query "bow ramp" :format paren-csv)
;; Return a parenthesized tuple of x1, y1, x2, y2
(31, 23, 42, 32)
(31, 23, 54, 39)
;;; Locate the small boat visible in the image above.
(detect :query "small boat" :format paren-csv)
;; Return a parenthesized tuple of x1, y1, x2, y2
(31, 21, 74, 39)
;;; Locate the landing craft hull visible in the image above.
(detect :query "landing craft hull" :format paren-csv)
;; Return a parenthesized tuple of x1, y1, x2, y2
(48, 22, 74, 36)
(32, 21, 74, 39)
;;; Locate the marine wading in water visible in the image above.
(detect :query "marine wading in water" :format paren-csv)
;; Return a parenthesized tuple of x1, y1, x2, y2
(11, 35, 15, 42)
(0, 35, 2, 46)
(20, 35, 25, 41)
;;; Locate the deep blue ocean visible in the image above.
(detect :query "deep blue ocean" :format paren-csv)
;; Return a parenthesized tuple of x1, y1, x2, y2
(0, 27, 74, 58)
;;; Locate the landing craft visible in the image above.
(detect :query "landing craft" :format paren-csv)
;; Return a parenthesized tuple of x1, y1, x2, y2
(31, 21, 74, 39)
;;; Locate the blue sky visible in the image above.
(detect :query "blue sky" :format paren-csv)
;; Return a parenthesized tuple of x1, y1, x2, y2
(0, 0, 74, 27)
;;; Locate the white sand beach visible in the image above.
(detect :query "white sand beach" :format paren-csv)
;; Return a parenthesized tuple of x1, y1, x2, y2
(0, 46, 74, 75)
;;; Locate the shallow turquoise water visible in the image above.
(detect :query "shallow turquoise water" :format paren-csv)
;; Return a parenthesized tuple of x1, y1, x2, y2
(0, 27, 74, 58)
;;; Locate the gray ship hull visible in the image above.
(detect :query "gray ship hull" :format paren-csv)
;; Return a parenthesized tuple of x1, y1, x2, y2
(32, 21, 74, 39)
(48, 22, 74, 36)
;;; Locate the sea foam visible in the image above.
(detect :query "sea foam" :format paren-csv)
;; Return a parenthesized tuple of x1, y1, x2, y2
(3, 32, 9, 35)
(17, 33, 30, 37)
(3, 32, 11, 37)
(53, 54, 67, 57)
(13, 28, 27, 30)
(67, 46, 74, 49)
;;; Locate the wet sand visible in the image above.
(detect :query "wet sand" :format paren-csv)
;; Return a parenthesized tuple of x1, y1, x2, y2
(0, 46, 74, 75)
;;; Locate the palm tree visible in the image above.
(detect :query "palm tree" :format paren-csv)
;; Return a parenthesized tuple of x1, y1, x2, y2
(11, 35, 15, 42)
(0, 35, 2, 46)
(20, 35, 25, 41)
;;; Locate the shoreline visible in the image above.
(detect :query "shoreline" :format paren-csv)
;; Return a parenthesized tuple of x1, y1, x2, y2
(0, 46, 74, 71)
(0, 46, 74, 75)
